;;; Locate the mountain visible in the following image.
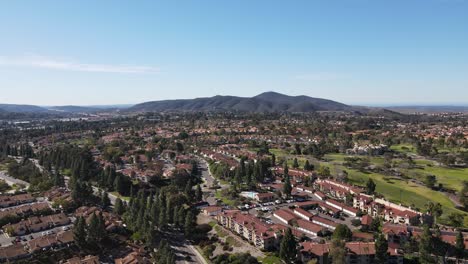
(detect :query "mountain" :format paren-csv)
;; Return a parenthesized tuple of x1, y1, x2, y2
(128, 92, 359, 113)
(0, 104, 50, 113)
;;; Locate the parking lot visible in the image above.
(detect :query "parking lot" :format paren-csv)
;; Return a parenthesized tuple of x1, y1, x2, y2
(238, 196, 358, 236)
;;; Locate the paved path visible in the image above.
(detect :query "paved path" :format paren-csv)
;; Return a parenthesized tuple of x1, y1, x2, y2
(161, 230, 208, 264)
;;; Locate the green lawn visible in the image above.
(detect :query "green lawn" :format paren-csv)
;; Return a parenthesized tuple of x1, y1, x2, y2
(110, 191, 130, 202)
(318, 154, 467, 226)
(215, 190, 238, 207)
(269, 148, 291, 157)
(390, 144, 417, 154)
(405, 164, 468, 192)
(260, 255, 283, 264)
(324, 153, 385, 165)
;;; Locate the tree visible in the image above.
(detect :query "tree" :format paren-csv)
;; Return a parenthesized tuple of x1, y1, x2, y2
(294, 144, 301, 155)
(292, 158, 299, 169)
(154, 239, 176, 264)
(425, 202, 442, 226)
(448, 212, 464, 228)
(455, 231, 466, 259)
(73, 216, 87, 251)
(101, 191, 111, 208)
(114, 198, 124, 215)
(54, 171, 65, 187)
(317, 166, 330, 177)
(374, 233, 388, 264)
(113, 174, 123, 194)
(87, 212, 106, 248)
(213, 253, 259, 264)
(424, 175, 437, 189)
(279, 228, 297, 263)
(366, 178, 376, 195)
(369, 217, 382, 232)
(184, 210, 196, 237)
(459, 181, 468, 209)
(185, 180, 194, 199)
(283, 175, 292, 198)
(333, 224, 352, 241)
(329, 238, 346, 264)
(419, 225, 436, 264)
(195, 184, 203, 201)
(304, 160, 314, 171)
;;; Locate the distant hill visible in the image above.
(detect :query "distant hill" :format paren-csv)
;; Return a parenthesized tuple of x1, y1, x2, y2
(48, 105, 100, 113)
(129, 92, 361, 113)
(0, 104, 50, 113)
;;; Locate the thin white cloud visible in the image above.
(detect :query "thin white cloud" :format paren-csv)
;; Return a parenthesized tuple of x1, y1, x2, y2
(0, 55, 159, 74)
(294, 72, 347, 81)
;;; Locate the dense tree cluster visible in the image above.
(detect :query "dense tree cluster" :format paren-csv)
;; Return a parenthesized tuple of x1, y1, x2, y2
(73, 213, 107, 253)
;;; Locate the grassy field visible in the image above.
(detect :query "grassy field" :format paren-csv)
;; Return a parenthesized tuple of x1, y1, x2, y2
(390, 144, 417, 154)
(215, 190, 238, 207)
(324, 153, 468, 192)
(259, 255, 283, 264)
(404, 164, 468, 192)
(319, 154, 467, 225)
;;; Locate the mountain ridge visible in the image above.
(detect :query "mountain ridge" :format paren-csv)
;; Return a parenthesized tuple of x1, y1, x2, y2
(128, 92, 360, 113)
(0, 92, 399, 115)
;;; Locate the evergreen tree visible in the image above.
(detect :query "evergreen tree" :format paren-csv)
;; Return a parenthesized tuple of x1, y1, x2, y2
(101, 191, 111, 208)
(419, 225, 436, 264)
(195, 184, 203, 201)
(292, 158, 299, 168)
(150, 200, 159, 225)
(184, 210, 196, 237)
(177, 207, 186, 228)
(73, 216, 87, 251)
(184, 180, 193, 199)
(304, 160, 313, 171)
(279, 228, 297, 263)
(113, 174, 123, 194)
(158, 206, 167, 228)
(114, 198, 125, 215)
(173, 205, 180, 227)
(87, 212, 105, 248)
(283, 175, 292, 198)
(234, 167, 242, 190)
(366, 178, 376, 195)
(374, 233, 388, 264)
(54, 171, 65, 187)
(455, 230, 466, 259)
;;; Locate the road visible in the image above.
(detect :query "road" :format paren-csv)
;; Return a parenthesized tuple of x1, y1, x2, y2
(196, 157, 229, 206)
(0, 171, 30, 189)
(162, 230, 208, 264)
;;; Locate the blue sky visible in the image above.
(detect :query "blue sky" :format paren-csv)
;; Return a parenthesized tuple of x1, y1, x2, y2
(0, 0, 467, 106)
